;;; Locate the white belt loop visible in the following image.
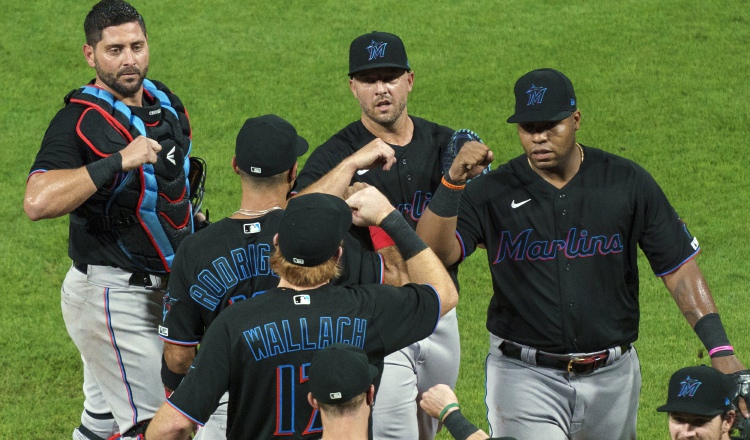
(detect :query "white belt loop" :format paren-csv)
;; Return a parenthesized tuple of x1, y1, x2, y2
(520, 346, 538, 366)
(604, 346, 622, 366)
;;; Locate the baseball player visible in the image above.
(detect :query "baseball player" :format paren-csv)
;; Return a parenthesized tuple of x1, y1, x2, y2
(295, 31, 459, 440)
(23, 1, 198, 439)
(657, 366, 738, 440)
(306, 343, 379, 440)
(160, 114, 405, 438)
(146, 189, 459, 439)
(416, 68, 747, 439)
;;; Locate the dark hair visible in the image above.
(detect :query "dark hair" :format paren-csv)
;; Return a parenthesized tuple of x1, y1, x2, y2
(319, 393, 367, 416)
(84, 0, 146, 46)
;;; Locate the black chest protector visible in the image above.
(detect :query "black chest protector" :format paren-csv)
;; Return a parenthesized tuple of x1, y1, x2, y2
(66, 79, 193, 273)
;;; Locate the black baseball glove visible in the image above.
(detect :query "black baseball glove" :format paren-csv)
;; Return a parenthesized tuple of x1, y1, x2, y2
(441, 129, 490, 179)
(188, 156, 210, 231)
(731, 370, 750, 440)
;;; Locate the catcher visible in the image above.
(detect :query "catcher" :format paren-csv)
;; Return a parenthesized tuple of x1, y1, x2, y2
(657, 365, 750, 440)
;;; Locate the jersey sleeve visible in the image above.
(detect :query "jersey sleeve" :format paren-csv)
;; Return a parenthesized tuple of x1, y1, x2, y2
(160, 240, 204, 345)
(29, 105, 88, 176)
(370, 283, 441, 354)
(167, 314, 233, 425)
(334, 233, 384, 286)
(635, 166, 700, 276)
(454, 182, 487, 262)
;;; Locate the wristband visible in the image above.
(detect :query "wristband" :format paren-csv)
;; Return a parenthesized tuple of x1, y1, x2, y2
(379, 211, 428, 260)
(441, 175, 466, 190)
(428, 178, 464, 218)
(442, 409, 481, 440)
(86, 153, 123, 188)
(694, 313, 734, 358)
(369, 226, 396, 250)
(161, 354, 186, 391)
(438, 402, 460, 422)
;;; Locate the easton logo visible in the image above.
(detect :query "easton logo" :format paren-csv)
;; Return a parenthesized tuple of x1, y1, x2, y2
(526, 84, 547, 106)
(166, 146, 176, 165)
(367, 40, 387, 60)
(677, 376, 702, 397)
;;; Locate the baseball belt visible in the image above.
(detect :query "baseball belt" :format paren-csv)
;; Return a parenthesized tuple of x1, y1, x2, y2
(499, 341, 631, 374)
(73, 261, 168, 288)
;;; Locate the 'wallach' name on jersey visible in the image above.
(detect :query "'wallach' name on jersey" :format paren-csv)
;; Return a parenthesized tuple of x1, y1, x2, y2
(494, 227, 623, 263)
(244, 317, 367, 361)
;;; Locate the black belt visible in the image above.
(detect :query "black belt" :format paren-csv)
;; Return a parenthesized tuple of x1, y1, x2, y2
(73, 261, 168, 288)
(499, 341, 631, 374)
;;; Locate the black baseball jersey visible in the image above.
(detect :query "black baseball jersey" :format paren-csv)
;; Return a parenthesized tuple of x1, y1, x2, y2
(29, 79, 192, 272)
(455, 145, 700, 353)
(160, 213, 385, 345)
(296, 117, 454, 245)
(166, 283, 441, 439)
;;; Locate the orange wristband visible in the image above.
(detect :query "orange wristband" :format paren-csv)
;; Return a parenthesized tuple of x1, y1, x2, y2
(441, 176, 465, 190)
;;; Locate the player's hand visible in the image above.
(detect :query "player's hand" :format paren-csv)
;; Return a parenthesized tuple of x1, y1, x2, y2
(448, 141, 493, 184)
(420, 384, 460, 421)
(346, 186, 395, 227)
(345, 138, 397, 174)
(344, 182, 370, 200)
(120, 135, 162, 172)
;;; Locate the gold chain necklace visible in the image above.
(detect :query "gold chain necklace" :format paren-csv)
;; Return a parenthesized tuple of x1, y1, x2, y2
(233, 206, 283, 217)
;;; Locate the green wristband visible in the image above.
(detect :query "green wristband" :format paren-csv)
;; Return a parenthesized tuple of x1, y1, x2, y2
(438, 402, 460, 422)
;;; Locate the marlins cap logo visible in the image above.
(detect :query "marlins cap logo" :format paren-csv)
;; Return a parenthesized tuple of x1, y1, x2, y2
(677, 376, 702, 397)
(526, 84, 547, 106)
(367, 40, 387, 60)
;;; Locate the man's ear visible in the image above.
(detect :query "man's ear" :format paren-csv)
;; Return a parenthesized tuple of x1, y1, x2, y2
(307, 392, 319, 409)
(366, 385, 375, 406)
(83, 44, 96, 68)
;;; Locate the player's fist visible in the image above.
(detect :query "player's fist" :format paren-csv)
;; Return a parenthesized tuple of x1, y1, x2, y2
(420, 384, 460, 421)
(346, 138, 397, 174)
(346, 186, 395, 227)
(448, 141, 493, 184)
(120, 136, 162, 171)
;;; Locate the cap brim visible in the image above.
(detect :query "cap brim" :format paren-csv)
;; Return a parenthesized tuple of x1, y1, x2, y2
(507, 110, 573, 124)
(349, 63, 411, 76)
(295, 136, 309, 157)
(656, 402, 724, 417)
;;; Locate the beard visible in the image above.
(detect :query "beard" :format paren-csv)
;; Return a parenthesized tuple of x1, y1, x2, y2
(95, 60, 148, 99)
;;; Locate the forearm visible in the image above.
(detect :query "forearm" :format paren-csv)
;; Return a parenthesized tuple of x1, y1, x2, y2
(377, 246, 410, 286)
(295, 159, 357, 198)
(145, 404, 195, 440)
(163, 343, 196, 375)
(380, 211, 458, 314)
(417, 209, 462, 266)
(662, 259, 718, 326)
(416, 177, 464, 266)
(24, 168, 97, 220)
(662, 259, 746, 373)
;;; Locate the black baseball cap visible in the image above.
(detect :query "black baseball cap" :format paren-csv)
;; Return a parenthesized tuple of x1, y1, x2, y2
(278, 193, 352, 267)
(506, 68, 577, 123)
(309, 343, 378, 404)
(349, 31, 411, 77)
(235, 114, 309, 177)
(656, 366, 736, 417)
